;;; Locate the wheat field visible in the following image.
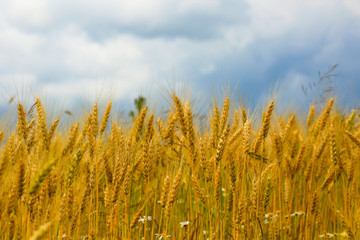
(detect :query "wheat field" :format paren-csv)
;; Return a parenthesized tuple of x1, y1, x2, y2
(0, 94, 359, 239)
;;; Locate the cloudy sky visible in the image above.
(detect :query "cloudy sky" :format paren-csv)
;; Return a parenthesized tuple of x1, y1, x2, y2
(0, 0, 359, 113)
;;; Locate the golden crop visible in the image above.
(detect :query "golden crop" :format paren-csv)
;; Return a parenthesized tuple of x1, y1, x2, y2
(0, 95, 359, 239)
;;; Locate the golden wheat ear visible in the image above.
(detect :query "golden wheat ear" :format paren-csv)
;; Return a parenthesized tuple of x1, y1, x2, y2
(100, 100, 112, 135)
(29, 222, 52, 240)
(36, 97, 48, 149)
(307, 105, 316, 129)
(17, 103, 27, 141)
(29, 163, 55, 195)
(253, 99, 275, 154)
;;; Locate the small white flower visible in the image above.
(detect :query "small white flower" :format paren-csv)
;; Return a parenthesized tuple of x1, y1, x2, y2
(290, 211, 306, 217)
(62, 233, 70, 239)
(326, 233, 335, 238)
(180, 221, 190, 228)
(202, 230, 207, 236)
(138, 216, 152, 223)
(221, 188, 226, 192)
(155, 233, 171, 239)
(264, 211, 280, 220)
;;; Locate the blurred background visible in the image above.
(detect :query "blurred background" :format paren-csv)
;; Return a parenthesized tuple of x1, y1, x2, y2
(0, 0, 359, 115)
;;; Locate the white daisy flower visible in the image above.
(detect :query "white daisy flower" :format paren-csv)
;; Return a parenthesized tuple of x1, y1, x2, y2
(339, 232, 349, 237)
(326, 233, 335, 238)
(180, 221, 190, 228)
(155, 233, 171, 239)
(138, 216, 152, 223)
(290, 211, 306, 217)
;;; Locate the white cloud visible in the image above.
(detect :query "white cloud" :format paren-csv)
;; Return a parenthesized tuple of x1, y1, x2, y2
(41, 78, 144, 100)
(2, 0, 50, 28)
(0, 74, 37, 87)
(0, 23, 45, 69)
(344, 0, 360, 16)
(0, 0, 359, 107)
(57, 27, 145, 74)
